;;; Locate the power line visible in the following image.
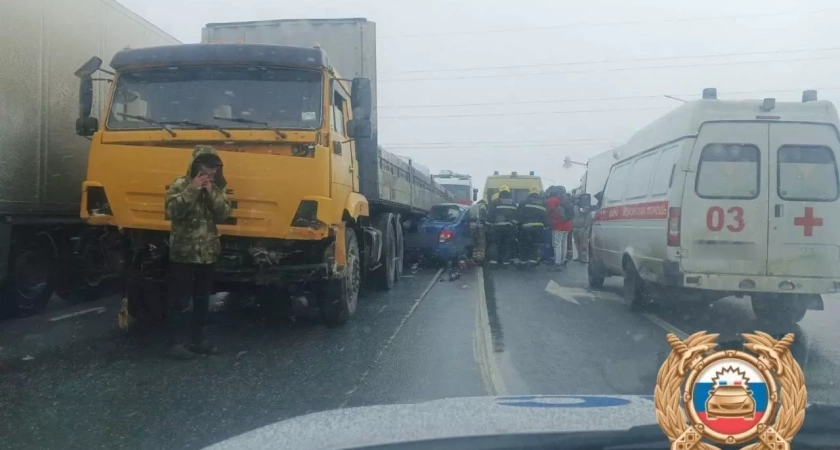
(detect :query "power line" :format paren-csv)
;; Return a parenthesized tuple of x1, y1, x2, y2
(378, 87, 840, 109)
(380, 106, 672, 120)
(379, 55, 839, 83)
(379, 46, 840, 74)
(378, 9, 834, 39)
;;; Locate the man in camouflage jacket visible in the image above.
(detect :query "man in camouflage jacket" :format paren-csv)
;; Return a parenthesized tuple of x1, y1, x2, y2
(164, 145, 232, 359)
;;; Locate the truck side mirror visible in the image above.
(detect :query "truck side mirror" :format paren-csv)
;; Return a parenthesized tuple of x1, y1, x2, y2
(76, 117, 99, 137)
(347, 118, 372, 139)
(351, 77, 372, 120)
(473, 188, 478, 201)
(78, 77, 94, 119)
(74, 56, 103, 78)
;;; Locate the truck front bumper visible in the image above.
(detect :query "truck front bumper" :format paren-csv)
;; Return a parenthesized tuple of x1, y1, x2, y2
(215, 262, 340, 286)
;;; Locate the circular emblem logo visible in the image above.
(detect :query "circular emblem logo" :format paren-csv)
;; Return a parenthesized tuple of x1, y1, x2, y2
(654, 331, 806, 450)
(684, 351, 778, 443)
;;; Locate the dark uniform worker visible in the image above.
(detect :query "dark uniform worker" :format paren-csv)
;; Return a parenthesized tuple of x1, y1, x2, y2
(487, 185, 518, 267)
(469, 199, 489, 264)
(517, 186, 550, 268)
(164, 145, 232, 360)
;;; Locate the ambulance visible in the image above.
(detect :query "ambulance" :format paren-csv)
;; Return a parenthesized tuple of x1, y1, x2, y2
(589, 89, 840, 325)
(483, 171, 544, 203)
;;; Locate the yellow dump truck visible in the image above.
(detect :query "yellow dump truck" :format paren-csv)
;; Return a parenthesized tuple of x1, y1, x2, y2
(73, 18, 452, 324)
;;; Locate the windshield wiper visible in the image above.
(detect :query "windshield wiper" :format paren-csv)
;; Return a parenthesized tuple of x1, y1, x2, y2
(116, 113, 177, 137)
(213, 116, 287, 138)
(160, 120, 231, 138)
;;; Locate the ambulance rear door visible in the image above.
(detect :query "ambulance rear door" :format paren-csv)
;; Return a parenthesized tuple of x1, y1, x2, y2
(680, 122, 770, 275)
(767, 122, 840, 278)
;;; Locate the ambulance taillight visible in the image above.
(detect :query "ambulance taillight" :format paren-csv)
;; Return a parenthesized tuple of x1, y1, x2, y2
(667, 207, 681, 247)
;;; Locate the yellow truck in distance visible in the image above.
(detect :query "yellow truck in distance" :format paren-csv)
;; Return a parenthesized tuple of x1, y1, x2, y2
(73, 18, 452, 324)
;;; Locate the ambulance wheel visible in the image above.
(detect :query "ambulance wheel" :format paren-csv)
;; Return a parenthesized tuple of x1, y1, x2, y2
(587, 258, 605, 289)
(751, 294, 807, 325)
(622, 260, 647, 312)
(320, 225, 360, 326)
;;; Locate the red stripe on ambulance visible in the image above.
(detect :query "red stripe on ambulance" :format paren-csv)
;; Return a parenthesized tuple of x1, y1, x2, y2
(594, 200, 669, 222)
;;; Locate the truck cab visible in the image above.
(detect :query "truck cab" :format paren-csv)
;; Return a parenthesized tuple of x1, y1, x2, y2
(433, 171, 475, 206)
(74, 43, 380, 324)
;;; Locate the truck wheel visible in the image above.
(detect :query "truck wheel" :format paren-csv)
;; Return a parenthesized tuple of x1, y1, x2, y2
(751, 294, 807, 326)
(2, 235, 55, 316)
(394, 216, 404, 282)
(622, 261, 647, 312)
(375, 214, 396, 290)
(320, 225, 360, 326)
(587, 257, 605, 289)
(60, 239, 107, 304)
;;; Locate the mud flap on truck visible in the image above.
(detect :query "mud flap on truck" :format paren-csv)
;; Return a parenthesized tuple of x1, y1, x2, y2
(361, 224, 383, 273)
(319, 222, 361, 326)
(372, 213, 398, 290)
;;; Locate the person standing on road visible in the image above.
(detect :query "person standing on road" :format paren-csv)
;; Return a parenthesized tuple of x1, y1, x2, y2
(571, 193, 593, 263)
(545, 186, 573, 271)
(487, 185, 518, 267)
(164, 145, 232, 360)
(517, 186, 550, 268)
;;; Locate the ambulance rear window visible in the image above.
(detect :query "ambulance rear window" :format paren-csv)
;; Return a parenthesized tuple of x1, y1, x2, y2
(696, 144, 760, 199)
(778, 145, 839, 201)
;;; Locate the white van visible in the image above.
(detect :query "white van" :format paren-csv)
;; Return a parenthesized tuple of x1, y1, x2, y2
(589, 89, 840, 325)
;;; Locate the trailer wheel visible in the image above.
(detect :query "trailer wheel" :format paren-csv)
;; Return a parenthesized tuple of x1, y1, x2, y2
(394, 215, 404, 282)
(321, 225, 360, 326)
(375, 214, 396, 290)
(2, 233, 55, 316)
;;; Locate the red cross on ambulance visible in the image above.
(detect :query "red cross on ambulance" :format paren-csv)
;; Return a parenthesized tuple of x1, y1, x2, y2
(794, 207, 823, 237)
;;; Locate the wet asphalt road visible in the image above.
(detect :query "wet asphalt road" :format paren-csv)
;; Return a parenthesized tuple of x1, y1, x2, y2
(2, 262, 840, 449)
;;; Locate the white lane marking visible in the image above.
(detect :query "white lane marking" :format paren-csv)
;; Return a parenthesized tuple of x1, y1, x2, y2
(545, 281, 605, 305)
(474, 267, 508, 396)
(642, 313, 689, 339)
(49, 307, 106, 322)
(341, 268, 444, 407)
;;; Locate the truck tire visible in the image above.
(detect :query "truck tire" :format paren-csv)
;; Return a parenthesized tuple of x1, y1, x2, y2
(751, 294, 807, 326)
(2, 233, 55, 317)
(394, 215, 404, 282)
(374, 214, 396, 290)
(320, 225, 360, 326)
(59, 237, 107, 305)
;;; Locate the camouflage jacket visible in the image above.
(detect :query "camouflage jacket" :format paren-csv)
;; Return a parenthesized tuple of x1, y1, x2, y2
(165, 145, 232, 264)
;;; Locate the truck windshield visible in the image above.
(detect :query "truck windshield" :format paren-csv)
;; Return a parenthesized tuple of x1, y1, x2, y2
(441, 185, 471, 201)
(106, 66, 323, 132)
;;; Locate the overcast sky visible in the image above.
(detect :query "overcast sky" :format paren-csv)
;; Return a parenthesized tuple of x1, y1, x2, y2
(119, 0, 840, 193)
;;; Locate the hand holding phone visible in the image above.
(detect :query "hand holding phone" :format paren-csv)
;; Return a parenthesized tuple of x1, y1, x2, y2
(192, 173, 210, 189)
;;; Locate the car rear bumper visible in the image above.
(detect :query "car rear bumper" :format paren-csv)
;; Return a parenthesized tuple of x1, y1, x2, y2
(667, 265, 840, 295)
